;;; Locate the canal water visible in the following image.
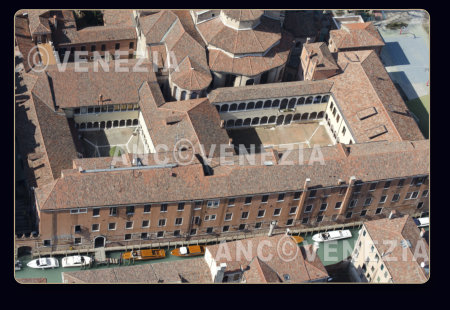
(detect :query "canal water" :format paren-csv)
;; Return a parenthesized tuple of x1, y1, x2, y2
(14, 227, 362, 283)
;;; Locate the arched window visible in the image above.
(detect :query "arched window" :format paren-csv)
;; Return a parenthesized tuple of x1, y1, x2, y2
(87, 122, 93, 129)
(325, 113, 328, 120)
(321, 95, 330, 103)
(238, 103, 246, 111)
(173, 86, 178, 97)
(215, 105, 220, 112)
(276, 115, 284, 125)
(332, 108, 337, 117)
(229, 103, 237, 112)
(301, 113, 309, 120)
(306, 96, 313, 104)
(93, 122, 99, 128)
(268, 116, 276, 124)
(272, 100, 280, 108)
(280, 99, 288, 109)
(293, 113, 301, 121)
(191, 92, 198, 99)
(246, 102, 255, 110)
(284, 114, 293, 125)
(180, 91, 186, 101)
(100, 121, 106, 129)
(80, 123, 86, 129)
(264, 100, 272, 109)
(330, 102, 334, 111)
(288, 98, 296, 109)
(310, 112, 317, 119)
(220, 104, 229, 112)
(133, 119, 139, 125)
(106, 121, 112, 128)
(255, 101, 263, 109)
(120, 120, 125, 127)
(243, 118, 251, 126)
(251, 117, 260, 125)
(246, 79, 254, 85)
(235, 119, 243, 127)
(336, 114, 340, 122)
(317, 111, 325, 119)
(126, 119, 132, 126)
(297, 97, 305, 105)
(260, 116, 268, 125)
(313, 96, 322, 104)
(226, 119, 235, 127)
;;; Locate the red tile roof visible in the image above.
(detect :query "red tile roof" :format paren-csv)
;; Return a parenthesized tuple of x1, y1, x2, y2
(222, 10, 264, 22)
(330, 22, 385, 50)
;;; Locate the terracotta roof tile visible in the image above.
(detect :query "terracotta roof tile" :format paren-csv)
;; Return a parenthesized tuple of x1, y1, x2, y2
(330, 22, 385, 50)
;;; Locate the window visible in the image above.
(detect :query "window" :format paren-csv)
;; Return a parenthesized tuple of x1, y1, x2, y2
(364, 198, 373, 206)
(126, 206, 135, 215)
(190, 229, 197, 235)
(175, 218, 183, 226)
(277, 193, 285, 201)
(206, 227, 214, 234)
(363, 230, 366, 236)
(143, 205, 151, 213)
(74, 238, 82, 245)
(411, 191, 419, 199)
(286, 219, 294, 226)
(142, 220, 150, 228)
(101, 44, 106, 51)
(261, 195, 269, 203)
(411, 176, 426, 186)
(422, 190, 429, 197)
(115, 43, 120, 50)
(241, 212, 249, 219)
(375, 208, 383, 215)
(228, 198, 235, 206)
(74, 225, 81, 233)
(223, 226, 230, 232)
(207, 200, 220, 208)
(369, 182, 377, 191)
(360, 210, 367, 217)
(309, 190, 317, 198)
(274, 208, 282, 216)
(92, 224, 99, 232)
(335, 202, 342, 209)
(289, 207, 298, 215)
(319, 203, 327, 211)
(141, 232, 148, 240)
(339, 187, 346, 195)
(293, 191, 301, 200)
(129, 41, 134, 49)
(375, 254, 380, 262)
(384, 181, 391, 189)
(157, 231, 164, 238)
(178, 202, 185, 211)
(160, 204, 168, 212)
(93, 208, 100, 217)
(370, 245, 375, 252)
(43, 240, 51, 246)
(381, 264, 384, 271)
(397, 179, 405, 187)
(70, 208, 87, 214)
(244, 196, 252, 205)
(125, 221, 133, 229)
(405, 192, 412, 200)
(192, 216, 200, 225)
(81, 46, 86, 51)
(238, 224, 246, 231)
(174, 230, 181, 237)
(257, 210, 265, 218)
(194, 200, 203, 210)
(158, 219, 167, 227)
(304, 205, 313, 213)
(255, 222, 262, 229)
(302, 218, 309, 224)
(417, 202, 424, 209)
(108, 223, 116, 230)
(316, 216, 323, 223)
(392, 194, 400, 202)
(204, 215, 217, 221)
(342, 126, 346, 135)
(225, 213, 233, 221)
(349, 199, 357, 209)
(354, 184, 362, 193)
(91, 45, 96, 52)
(379, 195, 387, 204)
(345, 212, 352, 219)
(124, 234, 132, 241)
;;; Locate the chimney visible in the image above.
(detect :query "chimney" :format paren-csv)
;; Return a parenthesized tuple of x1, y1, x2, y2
(420, 228, 426, 238)
(388, 210, 397, 219)
(213, 263, 227, 283)
(268, 221, 277, 237)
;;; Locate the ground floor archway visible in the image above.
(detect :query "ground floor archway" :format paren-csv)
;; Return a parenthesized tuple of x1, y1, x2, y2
(94, 236, 106, 248)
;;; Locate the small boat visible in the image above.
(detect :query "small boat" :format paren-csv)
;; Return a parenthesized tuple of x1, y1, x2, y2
(27, 257, 59, 269)
(122, 249, 166, 261)
(61, 255, 91, 268)
(291, 235, 304, 244)
(15, 260, 22, 271)
(312, 230, 352, 243)
(171, 245, 205, 257)
(414, 217, 429, 228)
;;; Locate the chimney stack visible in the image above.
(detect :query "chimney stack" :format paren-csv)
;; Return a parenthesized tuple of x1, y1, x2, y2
(388, 210, 397, 219)
(268, 221, 277, 237)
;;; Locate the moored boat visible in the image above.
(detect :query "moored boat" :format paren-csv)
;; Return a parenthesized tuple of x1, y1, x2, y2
(171, 245, 205, 257)
(414, 217, 429, 228)
(291, 235, 304, 244)
(15, 260, 22, 271)
(122, 249, 166, 260)
(61, 255, 91, 268)
(27, 257, 59, 269)
(312, 230, 352, 243)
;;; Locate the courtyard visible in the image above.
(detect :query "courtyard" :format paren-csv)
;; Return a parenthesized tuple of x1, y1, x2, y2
(227, 122, 333, 153)
(80, 127, 147, 157)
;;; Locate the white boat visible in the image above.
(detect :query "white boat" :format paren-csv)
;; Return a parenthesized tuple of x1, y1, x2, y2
(27, 257, 59, 269)
(15, 260, 22, 271)
(61, 255, 91, 268)
(312, 230, 352, 242)
(414, 217, 429, 228)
